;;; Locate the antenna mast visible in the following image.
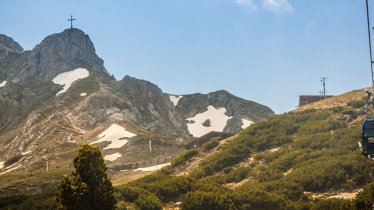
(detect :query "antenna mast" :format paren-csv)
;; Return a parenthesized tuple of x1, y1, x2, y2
(320, 77, 327, 99)
(366, 0, 374, 88)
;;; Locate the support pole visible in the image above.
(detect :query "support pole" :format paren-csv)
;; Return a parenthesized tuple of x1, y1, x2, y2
(366, 0, 374, 88)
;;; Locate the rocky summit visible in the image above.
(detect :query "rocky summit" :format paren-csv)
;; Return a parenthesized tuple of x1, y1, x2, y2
(0, 29, 273, 177)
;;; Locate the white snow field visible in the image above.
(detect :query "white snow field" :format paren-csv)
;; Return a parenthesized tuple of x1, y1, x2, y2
(269, 147, 281, 153)
(52, 68, 89, 96)
(169, 95, 183, 106)
(104, 153, 122, 161)
(0, 80, 7, 87)
(133, 163, 171, 172)
(241, 119, 254, 129)
(80, 92, 87, 97)
(91, 124, 136, 150)
(0, 165, 21, 175)
(186, 105, 232, 138)
(21, 151, 32, 155)
(0, 161, 4, 169)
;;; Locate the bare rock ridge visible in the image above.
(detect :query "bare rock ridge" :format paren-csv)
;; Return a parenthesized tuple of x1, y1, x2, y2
(0, 34, 23, 52)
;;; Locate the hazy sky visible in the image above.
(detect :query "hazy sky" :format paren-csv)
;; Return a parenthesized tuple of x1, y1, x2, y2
(1, 0, 372, 113)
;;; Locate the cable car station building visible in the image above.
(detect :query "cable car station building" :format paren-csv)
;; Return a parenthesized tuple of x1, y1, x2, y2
(298, 95, 334, 107)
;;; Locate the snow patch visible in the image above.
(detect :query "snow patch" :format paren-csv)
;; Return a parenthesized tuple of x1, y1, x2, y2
(133, 163, 171, 172)
(80, 92, 87, 97)
(0, 161, 4, 169)
(186, 105, 232, 138)
(284, 168, 293, 176)
(67, 134, 75, 143)
(169, 95, 183, 106)
(0, 81, 7, 87)
(241, 119, 254, 129)
(91, 124, 136, 150)
(21, 151, 32, 155)
(269, 147, 280, 153)
(104, 153, 122, 161)
(0, 165, 21, 175)
(52, 68, 89, 96)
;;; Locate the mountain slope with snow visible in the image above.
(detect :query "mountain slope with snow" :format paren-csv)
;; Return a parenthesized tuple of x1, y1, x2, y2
(0, 29, 273, 186)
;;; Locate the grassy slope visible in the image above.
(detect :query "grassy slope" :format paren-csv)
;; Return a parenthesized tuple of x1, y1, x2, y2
(118, 89, 374, 209)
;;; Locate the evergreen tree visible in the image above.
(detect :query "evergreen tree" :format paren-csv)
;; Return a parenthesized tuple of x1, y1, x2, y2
(55, 144, 116, 210)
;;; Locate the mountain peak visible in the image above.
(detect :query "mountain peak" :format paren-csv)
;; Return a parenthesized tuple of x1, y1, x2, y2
(0, 34, 23, 52)
(35, 28, 96, 57)
(23, 28, 110, 80)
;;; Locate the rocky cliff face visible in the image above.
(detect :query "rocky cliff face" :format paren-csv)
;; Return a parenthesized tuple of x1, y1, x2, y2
(114, 76, 190, 136)
(0, 29, 274, 174)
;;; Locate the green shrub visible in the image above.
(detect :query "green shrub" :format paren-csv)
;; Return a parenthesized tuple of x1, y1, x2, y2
(311, 198, 352, 210)
(258, 180, 305, 201)
(116, 186, 162, 210)
(342, 109, 358, 118)
(354, 182, 374, 210)
(202, 140, 219, 152)
(129, 172, 169, 186)
(181, 190, 237, 210)
(348, 100, 366, 108)
(146, 176, 193, 202)
(235, 189, 288, 210)
(224, 167, 250, 183)
(116, 186, 151, 203)
(0, 191, 57, 210)
(0, 194, 26, 208)
(330, 106, 343, 113)
(134, 194, 162, 210)
(171, 149, 198, 167)
(115, 201, 128, 210)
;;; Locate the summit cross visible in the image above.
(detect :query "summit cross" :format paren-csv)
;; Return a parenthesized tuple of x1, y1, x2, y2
(68, 15, 76, 29)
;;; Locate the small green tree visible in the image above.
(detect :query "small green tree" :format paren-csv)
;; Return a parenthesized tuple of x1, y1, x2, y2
(55, 144, 116, 210)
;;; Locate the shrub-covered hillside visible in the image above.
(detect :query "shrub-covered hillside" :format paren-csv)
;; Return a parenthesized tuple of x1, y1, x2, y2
(117, 90, 374, 209)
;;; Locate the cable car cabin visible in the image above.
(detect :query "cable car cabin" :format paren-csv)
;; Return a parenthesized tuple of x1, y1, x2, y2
(361, 117, 374, 158)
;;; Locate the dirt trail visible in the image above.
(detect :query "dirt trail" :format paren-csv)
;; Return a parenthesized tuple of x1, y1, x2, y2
(66, 113, 86, 134)
(304, 189, 362, 200)
(224, 178, 251, 189)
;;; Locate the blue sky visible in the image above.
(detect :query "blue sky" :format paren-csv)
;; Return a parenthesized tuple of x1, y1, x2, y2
(0, 0, 372, 113)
